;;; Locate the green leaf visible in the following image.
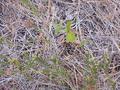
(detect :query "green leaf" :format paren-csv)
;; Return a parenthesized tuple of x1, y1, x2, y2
(65, 20, 76, 42)
(66, 20, 71, 33)
(66, 31, 76, 43)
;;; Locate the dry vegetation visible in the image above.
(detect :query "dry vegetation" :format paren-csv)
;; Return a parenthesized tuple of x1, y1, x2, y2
(0, 0, 120, 90)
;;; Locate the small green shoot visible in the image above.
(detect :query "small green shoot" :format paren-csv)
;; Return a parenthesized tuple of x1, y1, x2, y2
(65, 20, 76, 43)
(66, 31, 76, 43)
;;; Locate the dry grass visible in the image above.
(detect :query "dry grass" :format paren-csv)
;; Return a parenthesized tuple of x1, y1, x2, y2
(0, 0, 120, 90)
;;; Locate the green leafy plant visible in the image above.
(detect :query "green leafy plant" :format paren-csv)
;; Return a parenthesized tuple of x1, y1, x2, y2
(65, 20, 76, 43)
(81, 51, 113, 90)
(66, 32, 76, 43)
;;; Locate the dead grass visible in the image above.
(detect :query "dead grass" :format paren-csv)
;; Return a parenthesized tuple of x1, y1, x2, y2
(0, 0, 120, 90)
